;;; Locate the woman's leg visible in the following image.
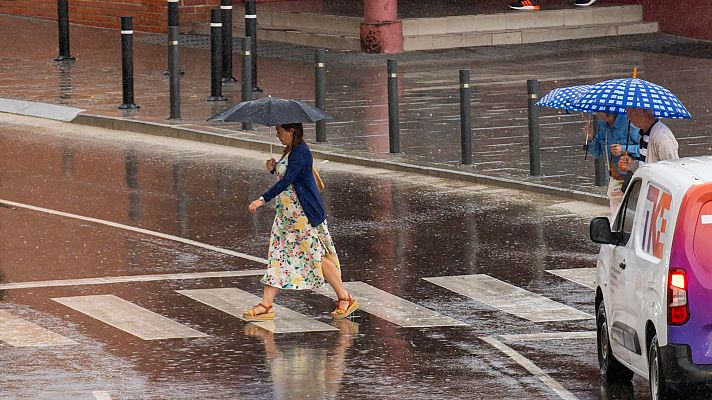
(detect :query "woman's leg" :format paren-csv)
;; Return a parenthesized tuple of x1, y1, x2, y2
(321, 256, 349, 304)
(244, 285, 279, 318)
(261, 285, 279, 307)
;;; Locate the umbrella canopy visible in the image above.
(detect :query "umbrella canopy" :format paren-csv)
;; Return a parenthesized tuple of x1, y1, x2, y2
(208, 96, 331, 126)
(536, 84, 593, 110)
(570, 78, 692, 119)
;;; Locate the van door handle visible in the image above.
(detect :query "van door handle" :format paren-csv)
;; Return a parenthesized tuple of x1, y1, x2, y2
(619, 261, 626, 269)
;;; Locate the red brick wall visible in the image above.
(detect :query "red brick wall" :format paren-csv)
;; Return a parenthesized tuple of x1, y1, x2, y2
(0, 0, 226, 33)
(616, 0, 712, 41)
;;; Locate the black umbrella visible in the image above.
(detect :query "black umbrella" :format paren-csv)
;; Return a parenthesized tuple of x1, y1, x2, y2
(208, 96, 331, 126)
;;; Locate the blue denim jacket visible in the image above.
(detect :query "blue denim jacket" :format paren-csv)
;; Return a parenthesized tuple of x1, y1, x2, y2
(588, 114, 640, 178)
(262, 142, 326, 228)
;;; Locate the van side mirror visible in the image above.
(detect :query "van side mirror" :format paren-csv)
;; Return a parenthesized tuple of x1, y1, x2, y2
(590, 217, 618, 245)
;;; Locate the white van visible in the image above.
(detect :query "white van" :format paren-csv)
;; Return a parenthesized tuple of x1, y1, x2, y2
(590, 156, 712, 399)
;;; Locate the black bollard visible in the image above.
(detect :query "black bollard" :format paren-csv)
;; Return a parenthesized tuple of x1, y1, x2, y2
(168, 0, 179, 27)
(527, 79, 541, 176)
(221, 0, 236, 82)
(168, 25, 181, 119)
(244, 0, 262, 92)
(208, 10, 226, 102)
(315, 49, 327, 143)
(240, 36, 253, 131)
(55, 0, 75, 61)
(164, 0, 184, 76)
(119, 17, 139, 110)
(593, 116, 608, 186)
(387, 59, 400, 154)
(459, 69, 472, 165)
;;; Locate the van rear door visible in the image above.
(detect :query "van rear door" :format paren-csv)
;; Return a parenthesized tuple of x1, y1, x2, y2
(668, 183, 712, 365)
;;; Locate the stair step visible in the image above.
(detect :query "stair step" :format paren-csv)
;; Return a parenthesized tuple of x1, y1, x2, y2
(402, 5, 644, 36)
(404, 21, 658, 51)
(233, 5, 361, 36)
(257, 28, 361, 51)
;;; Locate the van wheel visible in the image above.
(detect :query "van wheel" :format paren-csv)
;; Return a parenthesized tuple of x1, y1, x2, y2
(649, 336, 674, 400)
(597, 302, 634, 382)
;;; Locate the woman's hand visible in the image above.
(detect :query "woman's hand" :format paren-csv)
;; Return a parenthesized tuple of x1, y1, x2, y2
(248, 199, 265, 214)
(266, 158, 277, 172)
(584, 124, 595, 141)
(610, 144, 623, 157)
(618, 155, 633, 172)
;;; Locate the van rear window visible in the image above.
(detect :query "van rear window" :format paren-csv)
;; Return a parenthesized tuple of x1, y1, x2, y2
(694, 202, 712, 276)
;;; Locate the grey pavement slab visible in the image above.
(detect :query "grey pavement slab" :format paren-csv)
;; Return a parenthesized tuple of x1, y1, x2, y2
(0, 98, 84, 121)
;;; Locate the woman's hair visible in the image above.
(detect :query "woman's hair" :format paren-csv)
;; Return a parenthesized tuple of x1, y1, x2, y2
(279, 123, 304, 159)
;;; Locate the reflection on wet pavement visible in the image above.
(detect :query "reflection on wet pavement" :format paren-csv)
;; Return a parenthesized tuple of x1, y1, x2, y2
(0, 114, 657, 398)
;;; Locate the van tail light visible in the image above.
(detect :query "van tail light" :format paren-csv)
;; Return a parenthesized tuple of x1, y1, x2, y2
(668, 269, 690, 325)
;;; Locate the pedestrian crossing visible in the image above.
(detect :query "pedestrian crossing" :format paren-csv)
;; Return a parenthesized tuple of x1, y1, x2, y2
(1, 269, 597, 345)
(423, 274, 593, 322)
(314, 281, 467, 328)
(52, 294, 208, 340)
(0, 310, 77, 347)
(546, 268, 596, 290)
(177, 288, 339, 333)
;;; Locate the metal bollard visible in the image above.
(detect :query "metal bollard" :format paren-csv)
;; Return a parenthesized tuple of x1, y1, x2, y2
(387, 59, 400, 154)
(164, 0, 184, 76)
(168, 0, 179, 27)
(55, 0, 75, 61)
(207, 9, 226, 102)
(244, 0, 262, 92)
(240, 36, 253, 131)
(593, 116, 608, 186)
(315, 49, 327, 143)
(221, 0, 236, 82)
(459, 70, 473, 165)
(168, 25, 181, 119)
(527, 79, 541, 176)
(119, 17, 139, 110)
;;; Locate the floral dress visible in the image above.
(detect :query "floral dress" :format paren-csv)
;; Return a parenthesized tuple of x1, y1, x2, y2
(261, 156, 340, 290)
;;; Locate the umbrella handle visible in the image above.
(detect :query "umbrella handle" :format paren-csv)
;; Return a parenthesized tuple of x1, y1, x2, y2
(583, 118, 592, 160)
(269, 126, 273, 158)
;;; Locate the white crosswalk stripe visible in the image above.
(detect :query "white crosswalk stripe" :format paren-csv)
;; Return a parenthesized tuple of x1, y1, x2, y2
(500, 331, 596, 342)
(424, 275, 593, 322)
(177, 288, 338, 333)
(52, 295, 208, 340)
(314, 282, 467, 328)
(0, 310, 77, 347)
(546, 268, 596, 290)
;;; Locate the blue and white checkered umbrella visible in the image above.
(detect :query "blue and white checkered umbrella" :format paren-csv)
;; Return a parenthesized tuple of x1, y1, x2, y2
(537, 84, 593, 110)
(570, 78, 692, 119)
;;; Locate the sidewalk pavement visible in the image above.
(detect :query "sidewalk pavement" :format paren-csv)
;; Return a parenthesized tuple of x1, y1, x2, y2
(1, 14, 710, 204)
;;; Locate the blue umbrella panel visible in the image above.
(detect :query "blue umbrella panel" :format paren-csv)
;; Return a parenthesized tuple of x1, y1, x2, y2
(570, 78, 692, 119)
(537, 84, 593, 111)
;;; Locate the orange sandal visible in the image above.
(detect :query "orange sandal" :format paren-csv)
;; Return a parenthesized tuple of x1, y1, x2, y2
(243, 303, 275, 321)
(331, 294, 358, 319)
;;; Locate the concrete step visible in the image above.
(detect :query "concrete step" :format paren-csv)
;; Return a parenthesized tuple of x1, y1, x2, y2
(253, 27, 361, 51)
(233, 4, 361, 36)
(404, 21, 659, 51)
(402, 5, 644, 36)
(191, 4, 654, 52)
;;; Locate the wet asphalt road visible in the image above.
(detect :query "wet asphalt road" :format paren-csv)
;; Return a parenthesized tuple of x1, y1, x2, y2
(0, 114, 652, 399)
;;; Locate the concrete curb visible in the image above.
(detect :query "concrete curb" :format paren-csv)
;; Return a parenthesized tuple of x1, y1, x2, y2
(73, 113, 608, 206)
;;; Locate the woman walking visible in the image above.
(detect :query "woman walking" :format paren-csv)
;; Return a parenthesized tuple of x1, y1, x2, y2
(245, 123, 357, 321)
